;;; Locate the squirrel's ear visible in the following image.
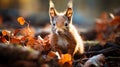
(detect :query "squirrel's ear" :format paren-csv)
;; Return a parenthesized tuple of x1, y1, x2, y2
(49, 0, 57, 18)
(65, 0, 73, 20)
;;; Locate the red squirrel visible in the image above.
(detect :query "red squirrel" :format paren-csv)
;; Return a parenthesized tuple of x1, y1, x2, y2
(49, 0, 84, 56)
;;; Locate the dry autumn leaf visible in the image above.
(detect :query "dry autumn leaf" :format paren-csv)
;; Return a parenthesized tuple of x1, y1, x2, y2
(1, 37, 7, 43)
(13, 29, 20, 36)
(17, 17, 26, 25)
(20, 26, 35, 36)
(10, 38, 20, 44)
(2, 30, 7, 36)
(58, 54, 72, 65)
(110, 16, 120, 26)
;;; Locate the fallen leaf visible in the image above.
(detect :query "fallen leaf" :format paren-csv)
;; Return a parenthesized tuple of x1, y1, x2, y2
(13, 29, 20, 36)
(58, 54, 72, 65)
(10, 38, 20, 44)
(1, 37, 8, 43)
(2, 30, 7, 36)
(17, 17, 25, 25)
(20, 26, 35, 36)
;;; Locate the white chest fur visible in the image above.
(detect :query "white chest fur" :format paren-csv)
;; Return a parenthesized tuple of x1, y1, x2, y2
(57, 36, 68, 48)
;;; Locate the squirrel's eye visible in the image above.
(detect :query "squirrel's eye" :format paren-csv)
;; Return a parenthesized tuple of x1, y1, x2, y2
(53, 23, 55, 26)
(65, 23, 68, 26)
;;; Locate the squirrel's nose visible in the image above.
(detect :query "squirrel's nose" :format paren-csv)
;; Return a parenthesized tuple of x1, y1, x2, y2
(57, 31, 61, 34)
(56, 30, 62, 35)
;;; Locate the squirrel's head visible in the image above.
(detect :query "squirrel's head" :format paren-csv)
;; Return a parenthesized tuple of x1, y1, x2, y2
(49, 0, 73, 35)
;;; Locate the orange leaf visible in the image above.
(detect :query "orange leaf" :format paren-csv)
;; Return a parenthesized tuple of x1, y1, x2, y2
(17, 17, 25, 25)
(13, 29, 20, 36)
(1, 37, 7, 43)
(26, 36, 37, 46)
(20, 26, 35, 36)
(58, 54, 72, 65)
(10, 38, 20, 44)
(2, 30, 7, 36)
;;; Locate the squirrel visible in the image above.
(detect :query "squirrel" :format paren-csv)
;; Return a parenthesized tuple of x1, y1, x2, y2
(49, 0, 84, 56)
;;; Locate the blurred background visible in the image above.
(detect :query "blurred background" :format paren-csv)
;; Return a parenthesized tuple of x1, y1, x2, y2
(0, 0, 120, 30)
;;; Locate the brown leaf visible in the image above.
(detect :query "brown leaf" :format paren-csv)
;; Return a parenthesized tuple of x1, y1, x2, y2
(1, 37, 8, 43)
(13, 29, 21, 36)
(10, 38, 20, 44)
(110, 16, 120, 26)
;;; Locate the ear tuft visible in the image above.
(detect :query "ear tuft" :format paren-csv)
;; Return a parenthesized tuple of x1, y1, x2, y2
(49, 0, 57, 18)
(68, 0, 73, 8)
(49, 0, 55, 8)
(65, 0, 73, 20)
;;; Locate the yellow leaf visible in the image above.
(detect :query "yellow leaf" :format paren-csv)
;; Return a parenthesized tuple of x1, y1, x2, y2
(58, 54, 72, 65)
(17, 17, 25, 25)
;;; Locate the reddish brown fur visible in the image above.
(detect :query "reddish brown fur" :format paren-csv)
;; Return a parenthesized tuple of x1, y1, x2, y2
(50, 30, 76, 55)
(49, 0, 84, 57)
